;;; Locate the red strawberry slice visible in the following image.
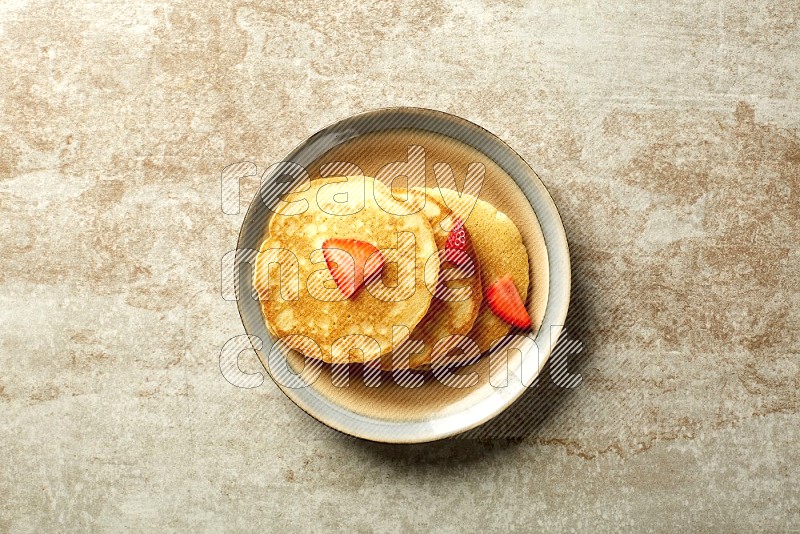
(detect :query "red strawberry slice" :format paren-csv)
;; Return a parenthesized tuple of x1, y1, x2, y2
(485, 274, 531, 328)
(444, 217, 468, 265)
(322, 238, 385, 298)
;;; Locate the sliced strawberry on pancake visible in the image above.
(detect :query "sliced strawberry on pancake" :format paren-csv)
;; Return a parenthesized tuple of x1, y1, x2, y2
(443, 217, 468, 266)
(485, 274, 531, 329)
(322, 238, 385, 298)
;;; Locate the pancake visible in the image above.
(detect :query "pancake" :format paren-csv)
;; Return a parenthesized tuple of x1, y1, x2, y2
(389, 188, 482, 370)
(255, 176, 439, 363)
(417, 186, 531, 351)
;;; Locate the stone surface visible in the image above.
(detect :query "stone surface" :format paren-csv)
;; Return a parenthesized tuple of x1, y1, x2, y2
(0, 0, 798, 531)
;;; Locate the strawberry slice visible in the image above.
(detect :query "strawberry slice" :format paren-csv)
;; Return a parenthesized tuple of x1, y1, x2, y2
(485, 274, 531, 328)
(444, 217, 468, 265)
(322, 238, 385, 298)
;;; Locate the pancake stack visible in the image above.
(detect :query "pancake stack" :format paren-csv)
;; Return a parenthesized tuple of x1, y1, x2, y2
(254, 176, 531, 370)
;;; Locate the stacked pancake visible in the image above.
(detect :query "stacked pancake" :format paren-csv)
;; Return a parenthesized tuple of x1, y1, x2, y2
(254, 176, 531, 370)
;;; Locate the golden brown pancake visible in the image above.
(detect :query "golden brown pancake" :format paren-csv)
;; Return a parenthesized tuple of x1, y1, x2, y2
(389, 188, 482, 370)
(419, 186, 530, 351)
(255, 176, 439, 363)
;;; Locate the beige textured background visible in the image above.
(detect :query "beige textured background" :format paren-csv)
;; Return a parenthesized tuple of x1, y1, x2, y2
(1, 0, 798, 531)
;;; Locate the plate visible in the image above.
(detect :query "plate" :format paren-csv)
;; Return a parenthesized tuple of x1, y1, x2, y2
(235, 107, 570, 443)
